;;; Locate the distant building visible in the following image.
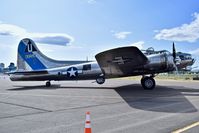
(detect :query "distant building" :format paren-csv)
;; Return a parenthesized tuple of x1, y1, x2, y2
(8, 62, 16, 71)
(0, 63, 5, 72)
(0, 62, 17, 73)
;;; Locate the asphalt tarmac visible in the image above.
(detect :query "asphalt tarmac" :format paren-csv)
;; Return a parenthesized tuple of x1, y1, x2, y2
(0, 75, 199, 133)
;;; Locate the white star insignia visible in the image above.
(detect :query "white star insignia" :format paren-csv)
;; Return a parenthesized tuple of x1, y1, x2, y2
(68, 67, 77, 77)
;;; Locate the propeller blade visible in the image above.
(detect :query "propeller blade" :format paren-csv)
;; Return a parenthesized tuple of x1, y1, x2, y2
(172, 42, 179, 75)
(172, 42, 176, 63)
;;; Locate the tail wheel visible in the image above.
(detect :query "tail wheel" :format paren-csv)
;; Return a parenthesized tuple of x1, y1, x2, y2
(141, 76, 155, 90)
(96, 76, 105, 84)
(46, 81, 51, 87)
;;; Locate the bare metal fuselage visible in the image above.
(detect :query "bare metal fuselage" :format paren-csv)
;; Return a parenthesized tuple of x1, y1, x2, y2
(10, 38, 195, 89)
(10, 53, 176, 81)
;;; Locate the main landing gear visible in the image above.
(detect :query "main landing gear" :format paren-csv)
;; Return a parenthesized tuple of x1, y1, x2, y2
(96, 75, 105, 84)
(141, 75, 156, 90)
(46, 81, 51, 87)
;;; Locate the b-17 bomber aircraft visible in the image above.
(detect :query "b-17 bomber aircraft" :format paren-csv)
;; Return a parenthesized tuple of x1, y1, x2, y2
(9, 38, 195, 90)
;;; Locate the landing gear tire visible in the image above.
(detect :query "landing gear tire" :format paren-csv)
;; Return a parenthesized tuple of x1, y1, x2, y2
(96, 76, 105, 85)
(141, 76, 155, 90)
(46, 81, 51, 87)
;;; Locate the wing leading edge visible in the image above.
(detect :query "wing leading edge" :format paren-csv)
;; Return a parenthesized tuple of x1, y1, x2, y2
(95, 46, 148, 77)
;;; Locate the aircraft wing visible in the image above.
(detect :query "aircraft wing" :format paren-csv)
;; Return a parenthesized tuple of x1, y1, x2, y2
(95, 46, 148, 77)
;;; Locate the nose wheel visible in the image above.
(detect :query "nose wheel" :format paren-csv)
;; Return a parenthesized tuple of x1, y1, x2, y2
(141, 76, 155, 90)
(46, 81, 51, 87)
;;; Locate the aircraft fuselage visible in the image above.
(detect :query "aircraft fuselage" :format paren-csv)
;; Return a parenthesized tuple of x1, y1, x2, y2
(10, 38, 195, 89)
(10, 52, 178, 81)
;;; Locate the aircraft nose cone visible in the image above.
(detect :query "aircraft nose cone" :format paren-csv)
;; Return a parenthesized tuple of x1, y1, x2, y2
(192, 58, 196, 63)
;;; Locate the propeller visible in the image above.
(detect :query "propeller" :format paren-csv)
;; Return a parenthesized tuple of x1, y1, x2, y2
(172, 42, 176, 63)
(172, 42, 179, 75)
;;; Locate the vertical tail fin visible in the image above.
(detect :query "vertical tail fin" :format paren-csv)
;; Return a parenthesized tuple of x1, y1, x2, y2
(17, 38, 89, 71)
(17, 38, 47, 71)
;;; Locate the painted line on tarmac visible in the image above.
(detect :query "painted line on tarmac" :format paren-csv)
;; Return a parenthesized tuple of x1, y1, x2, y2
(0, 92, 188, 99)
(0, 92, 122, 99)
(172, 121, 199, 133)
(0, 101, 52, 112)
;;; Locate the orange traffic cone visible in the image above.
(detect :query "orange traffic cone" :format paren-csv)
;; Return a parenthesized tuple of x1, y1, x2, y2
(84, 112, 92, 133)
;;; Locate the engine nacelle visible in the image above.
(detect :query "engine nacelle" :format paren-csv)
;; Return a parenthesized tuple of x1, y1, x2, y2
(144, 53, 175, 72)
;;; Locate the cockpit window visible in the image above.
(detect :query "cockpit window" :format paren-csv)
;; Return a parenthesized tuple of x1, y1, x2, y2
(179, 55, 184, 60)
(142, 49, 171, 55)
(178, 54, 192, 60)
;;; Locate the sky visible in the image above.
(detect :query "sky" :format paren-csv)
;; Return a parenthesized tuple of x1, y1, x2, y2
(0, 0, 199, 67)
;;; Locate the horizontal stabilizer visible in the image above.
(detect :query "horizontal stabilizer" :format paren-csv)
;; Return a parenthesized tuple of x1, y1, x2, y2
(10, 70, 48, 75)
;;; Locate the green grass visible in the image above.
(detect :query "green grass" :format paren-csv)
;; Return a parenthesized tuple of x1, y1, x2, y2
(120, 74, 199, 81)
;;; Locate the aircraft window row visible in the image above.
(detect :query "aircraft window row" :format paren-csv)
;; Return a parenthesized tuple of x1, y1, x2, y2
(83, 64, 91, 71)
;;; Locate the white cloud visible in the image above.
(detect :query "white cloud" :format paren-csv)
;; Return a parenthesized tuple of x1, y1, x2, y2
(29, 33, 74, 46)
(189, 48, 199, 55)
(154, 12, 199, 42)
(0, 24, 26, 36)
(130, 41, 144, 49)
(0, 23, 74, 46)
(87, 0, 97, 4)
(113, 31, 132, 39)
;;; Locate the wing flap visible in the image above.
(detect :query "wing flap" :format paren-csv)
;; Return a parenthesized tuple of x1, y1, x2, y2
(95, 46, 148, 77)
